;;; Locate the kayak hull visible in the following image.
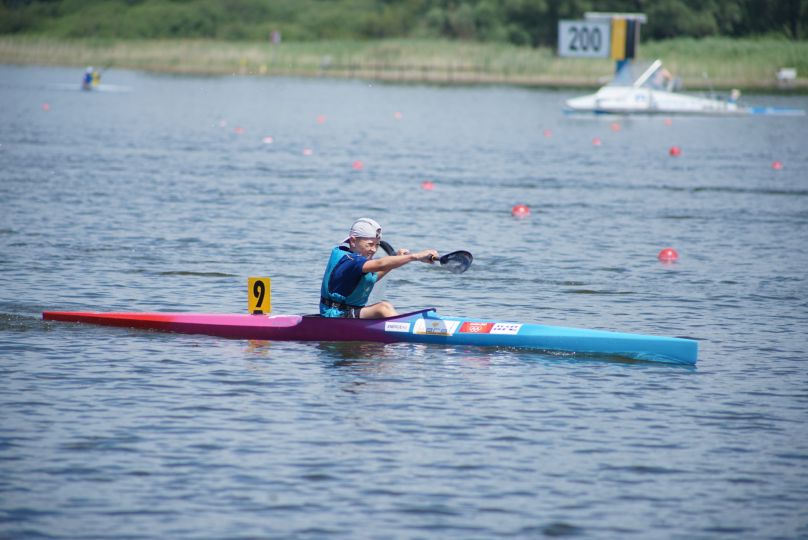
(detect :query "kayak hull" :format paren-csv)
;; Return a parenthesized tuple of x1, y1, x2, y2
(42, 308, 698, 365)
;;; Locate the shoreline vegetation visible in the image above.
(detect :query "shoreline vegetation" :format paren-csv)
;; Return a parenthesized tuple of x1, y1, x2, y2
(2, 35, 807, 92)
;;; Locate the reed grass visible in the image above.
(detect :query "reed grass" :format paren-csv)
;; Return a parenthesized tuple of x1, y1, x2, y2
(1, 35, 806, 90)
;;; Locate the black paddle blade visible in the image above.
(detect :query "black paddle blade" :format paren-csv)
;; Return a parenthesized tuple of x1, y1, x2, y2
(379, 240, 396, 256)
(438, 250, 473, 274)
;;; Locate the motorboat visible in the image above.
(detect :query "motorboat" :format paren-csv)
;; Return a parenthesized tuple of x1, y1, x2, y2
(564, 59, 804, 116)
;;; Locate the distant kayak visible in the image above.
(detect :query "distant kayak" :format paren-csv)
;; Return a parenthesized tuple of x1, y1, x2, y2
(43, 308, 698, 365)
(51, 83, 133, 93)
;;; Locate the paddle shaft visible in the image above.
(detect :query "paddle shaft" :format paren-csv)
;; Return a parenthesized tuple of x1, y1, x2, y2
(377, 240, 472, 273)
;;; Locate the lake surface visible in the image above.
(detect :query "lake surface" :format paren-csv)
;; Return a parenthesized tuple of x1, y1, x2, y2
(1, 64, 807, 539)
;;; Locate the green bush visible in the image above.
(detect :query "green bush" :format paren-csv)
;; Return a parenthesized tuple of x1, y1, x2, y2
(1, 0, 806, 43)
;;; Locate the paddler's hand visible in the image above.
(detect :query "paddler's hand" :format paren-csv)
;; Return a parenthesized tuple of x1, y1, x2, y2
(413, 249, 439, 263)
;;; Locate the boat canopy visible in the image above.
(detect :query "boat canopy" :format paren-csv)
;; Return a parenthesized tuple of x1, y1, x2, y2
(607, 59, 680, 92)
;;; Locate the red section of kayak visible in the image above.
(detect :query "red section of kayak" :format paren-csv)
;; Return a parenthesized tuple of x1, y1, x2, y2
(42, 311, 305, 340)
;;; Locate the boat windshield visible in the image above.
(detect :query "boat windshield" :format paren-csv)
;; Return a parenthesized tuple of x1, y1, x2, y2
(606, 60, 677, 91)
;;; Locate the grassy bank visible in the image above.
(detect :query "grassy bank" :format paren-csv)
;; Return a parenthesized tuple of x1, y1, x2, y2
(2, 35, 806, 91)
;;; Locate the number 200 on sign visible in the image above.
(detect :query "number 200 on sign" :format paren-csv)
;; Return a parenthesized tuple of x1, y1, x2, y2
(557, 21, 610, 58)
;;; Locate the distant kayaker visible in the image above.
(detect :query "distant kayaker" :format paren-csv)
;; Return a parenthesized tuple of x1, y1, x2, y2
(82, 66, 93, 91)
(320, 218, 438, 319)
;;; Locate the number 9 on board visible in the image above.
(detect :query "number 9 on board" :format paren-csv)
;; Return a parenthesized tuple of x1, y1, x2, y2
(248, 277, 271, 315)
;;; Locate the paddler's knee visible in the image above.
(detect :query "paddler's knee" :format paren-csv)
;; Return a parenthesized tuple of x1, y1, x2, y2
(377, 301, 397, 317)
(361, 300, 397, 319)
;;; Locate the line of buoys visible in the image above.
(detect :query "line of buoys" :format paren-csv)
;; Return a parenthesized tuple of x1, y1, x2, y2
(657, 247, 679, 262)
(669, 145, 682, 157)
(511, 204, 531, 218)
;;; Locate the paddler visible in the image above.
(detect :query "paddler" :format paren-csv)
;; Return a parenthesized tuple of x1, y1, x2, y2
(82, 66, 93, 91)
(320, 218, 437, 319)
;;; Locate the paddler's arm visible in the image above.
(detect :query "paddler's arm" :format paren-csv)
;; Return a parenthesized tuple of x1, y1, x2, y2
(363, 249, 438, 280)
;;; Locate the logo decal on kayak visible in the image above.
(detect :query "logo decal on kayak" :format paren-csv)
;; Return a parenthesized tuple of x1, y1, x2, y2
(413, 319, 460, 336)
(459, 322, 494, 334)
(490, 323, 522, 335)
(385, 322, 411, 333)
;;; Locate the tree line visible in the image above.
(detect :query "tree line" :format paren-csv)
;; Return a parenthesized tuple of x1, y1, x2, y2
(2, 0, 806, 44)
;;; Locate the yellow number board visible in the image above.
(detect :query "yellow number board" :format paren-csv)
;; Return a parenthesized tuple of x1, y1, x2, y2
(248, 277, 271, 314)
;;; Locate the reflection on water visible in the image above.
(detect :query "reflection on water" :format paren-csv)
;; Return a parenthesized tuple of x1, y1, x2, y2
(318, 340, 392, 364)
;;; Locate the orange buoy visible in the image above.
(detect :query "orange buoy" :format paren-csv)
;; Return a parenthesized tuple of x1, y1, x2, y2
(511, 204, 531, 218)
(658, 247, 679, 262)
(669, 146, 682, 157)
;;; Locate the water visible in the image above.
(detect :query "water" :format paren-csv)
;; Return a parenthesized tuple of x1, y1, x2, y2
(2, 64, 807, 539)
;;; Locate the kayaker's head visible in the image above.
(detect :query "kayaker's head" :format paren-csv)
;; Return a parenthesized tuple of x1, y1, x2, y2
(343, 217, 381, 258)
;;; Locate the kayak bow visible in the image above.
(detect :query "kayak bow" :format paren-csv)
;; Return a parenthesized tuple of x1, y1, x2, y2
(42, 308, 697, 365)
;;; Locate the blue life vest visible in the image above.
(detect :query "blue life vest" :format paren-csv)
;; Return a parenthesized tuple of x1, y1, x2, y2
(320, 246, 377, 316)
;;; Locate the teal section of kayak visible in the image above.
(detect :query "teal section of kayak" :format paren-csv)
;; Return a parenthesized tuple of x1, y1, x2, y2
(389, 310, 698, 365)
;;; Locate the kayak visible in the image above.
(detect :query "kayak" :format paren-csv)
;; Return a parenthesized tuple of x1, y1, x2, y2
(42, 308, 698, 365)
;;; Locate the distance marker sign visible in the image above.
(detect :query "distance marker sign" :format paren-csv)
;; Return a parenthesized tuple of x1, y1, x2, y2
(558, 20, 611, 58)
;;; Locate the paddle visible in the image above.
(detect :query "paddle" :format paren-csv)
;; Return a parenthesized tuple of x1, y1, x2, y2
(379, 240, 473, 274)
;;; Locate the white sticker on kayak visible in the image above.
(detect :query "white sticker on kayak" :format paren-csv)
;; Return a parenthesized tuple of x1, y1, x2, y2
(385, 321, 411, 333)
(413, 319, 460, 336)
(490, 323, 522, 335)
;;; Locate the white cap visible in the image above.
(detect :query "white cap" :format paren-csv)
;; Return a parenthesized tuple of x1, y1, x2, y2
(343, 217, 381, 243)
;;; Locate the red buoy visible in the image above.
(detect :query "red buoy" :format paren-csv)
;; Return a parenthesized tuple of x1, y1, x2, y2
(658, 247, 679, 262)
(352, 160, 364, 171)
(234, 127, 245, 135)
(543, 129, 552, 138)
(610, 122, 621, 132)
(41, 103, 50, 112)
(303, 148, 313, 156)
(393, 111, 403, 120)
(592, 137, 602, 146)
(421, 180, 435, 191)
(669, 146, 682, 157)
(316, 115, 327, 124)
(511, 204, 531, 218)
(772, 161, 783, 170)
(262, 136, 274, 144)
(663, 118, 673, 126)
